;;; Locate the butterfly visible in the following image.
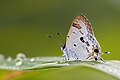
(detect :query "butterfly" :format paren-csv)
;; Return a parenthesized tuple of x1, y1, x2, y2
(61, 14, 109, 61)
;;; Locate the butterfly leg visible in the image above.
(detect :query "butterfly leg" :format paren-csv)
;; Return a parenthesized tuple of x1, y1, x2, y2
(86, 53, 94, 60)
(88, 56, 94, 60)
(86, 56, 91, 60)
(62, 48, 70, 61)
(62, 53, 70, 61)
(62, 54, 67, 61)
(74, 53, 79, 60)
(99, 57, 106, 63)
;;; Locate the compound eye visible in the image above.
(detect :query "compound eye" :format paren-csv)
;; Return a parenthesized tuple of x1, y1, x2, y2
(62, 44, 66, 50)
(94, 49, 99, 53)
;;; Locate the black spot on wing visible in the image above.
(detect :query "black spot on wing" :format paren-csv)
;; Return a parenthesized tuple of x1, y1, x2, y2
(72, 31, 77, 34)
(79, 30, 83, 35)
(74, 44, 76, 47)
(80, 37, 83, 40)
(80, 37, 85, 43)
(86, 47, 90, 53)
(94, 49, 99, 53)
(72, 23, 81, 29)
(85, 41, 90, 46)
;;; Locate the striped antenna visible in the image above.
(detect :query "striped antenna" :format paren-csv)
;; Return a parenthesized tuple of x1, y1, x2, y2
(47, 33, 64, 45)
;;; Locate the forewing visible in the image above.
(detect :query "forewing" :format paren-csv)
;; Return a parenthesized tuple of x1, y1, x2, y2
(65, 14, 101, 60)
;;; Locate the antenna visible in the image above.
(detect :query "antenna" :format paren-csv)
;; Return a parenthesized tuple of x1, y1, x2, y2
(101, 52, 110, 54)
(56, 32, 64, 43)
(47, 33, 64, 45)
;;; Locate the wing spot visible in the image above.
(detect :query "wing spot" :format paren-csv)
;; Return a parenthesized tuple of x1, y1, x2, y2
(79, 30, 84, 35)
(72, 23, 82, 29)
(85, 41, 90, 46)
(90, 35, 92, 38)
(80, 37, 83, 40)
(80, 37, 85, 43)
(72, 31, 77, 34)
(86, 47, 90, 53)
(74, 44, 77, 47)
(76, 14, 94, 35)
(94, 49, 99, 53)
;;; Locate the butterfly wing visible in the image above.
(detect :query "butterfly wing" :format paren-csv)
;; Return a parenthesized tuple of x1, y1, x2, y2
(63, 14, 101, 61)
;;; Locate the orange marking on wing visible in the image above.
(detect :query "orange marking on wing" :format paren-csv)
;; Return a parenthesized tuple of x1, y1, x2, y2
(76, 14, 94, 35)
(66, 14, 94, 47)
(76, 15, 86, 22)
(72, 22, 82, 29)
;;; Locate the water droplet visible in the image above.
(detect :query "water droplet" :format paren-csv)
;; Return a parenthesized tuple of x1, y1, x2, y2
(16, 53, 26, 60)
(30, 58, 35, 62)
(0, 54, 4, 59)
(15, 57, 23, 66)
(7, 56, 12, 62)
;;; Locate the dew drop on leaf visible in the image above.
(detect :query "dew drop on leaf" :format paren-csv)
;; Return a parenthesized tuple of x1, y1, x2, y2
(30, 58, 35, 62)
(15, 57, 23, 66)
(16, 53, 26, 60)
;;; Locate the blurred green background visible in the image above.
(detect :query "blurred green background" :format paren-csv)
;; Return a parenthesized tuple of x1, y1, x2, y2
(0, 0, 120, 60)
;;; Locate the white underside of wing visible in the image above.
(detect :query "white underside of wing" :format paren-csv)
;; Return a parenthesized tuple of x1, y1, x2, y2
(62, 47, 88, 61)
(65, 26, 89, 60)
(62, 15, 102, 61)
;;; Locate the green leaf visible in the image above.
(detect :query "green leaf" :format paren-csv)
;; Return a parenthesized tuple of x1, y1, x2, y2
(0, 56, 120, 80)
